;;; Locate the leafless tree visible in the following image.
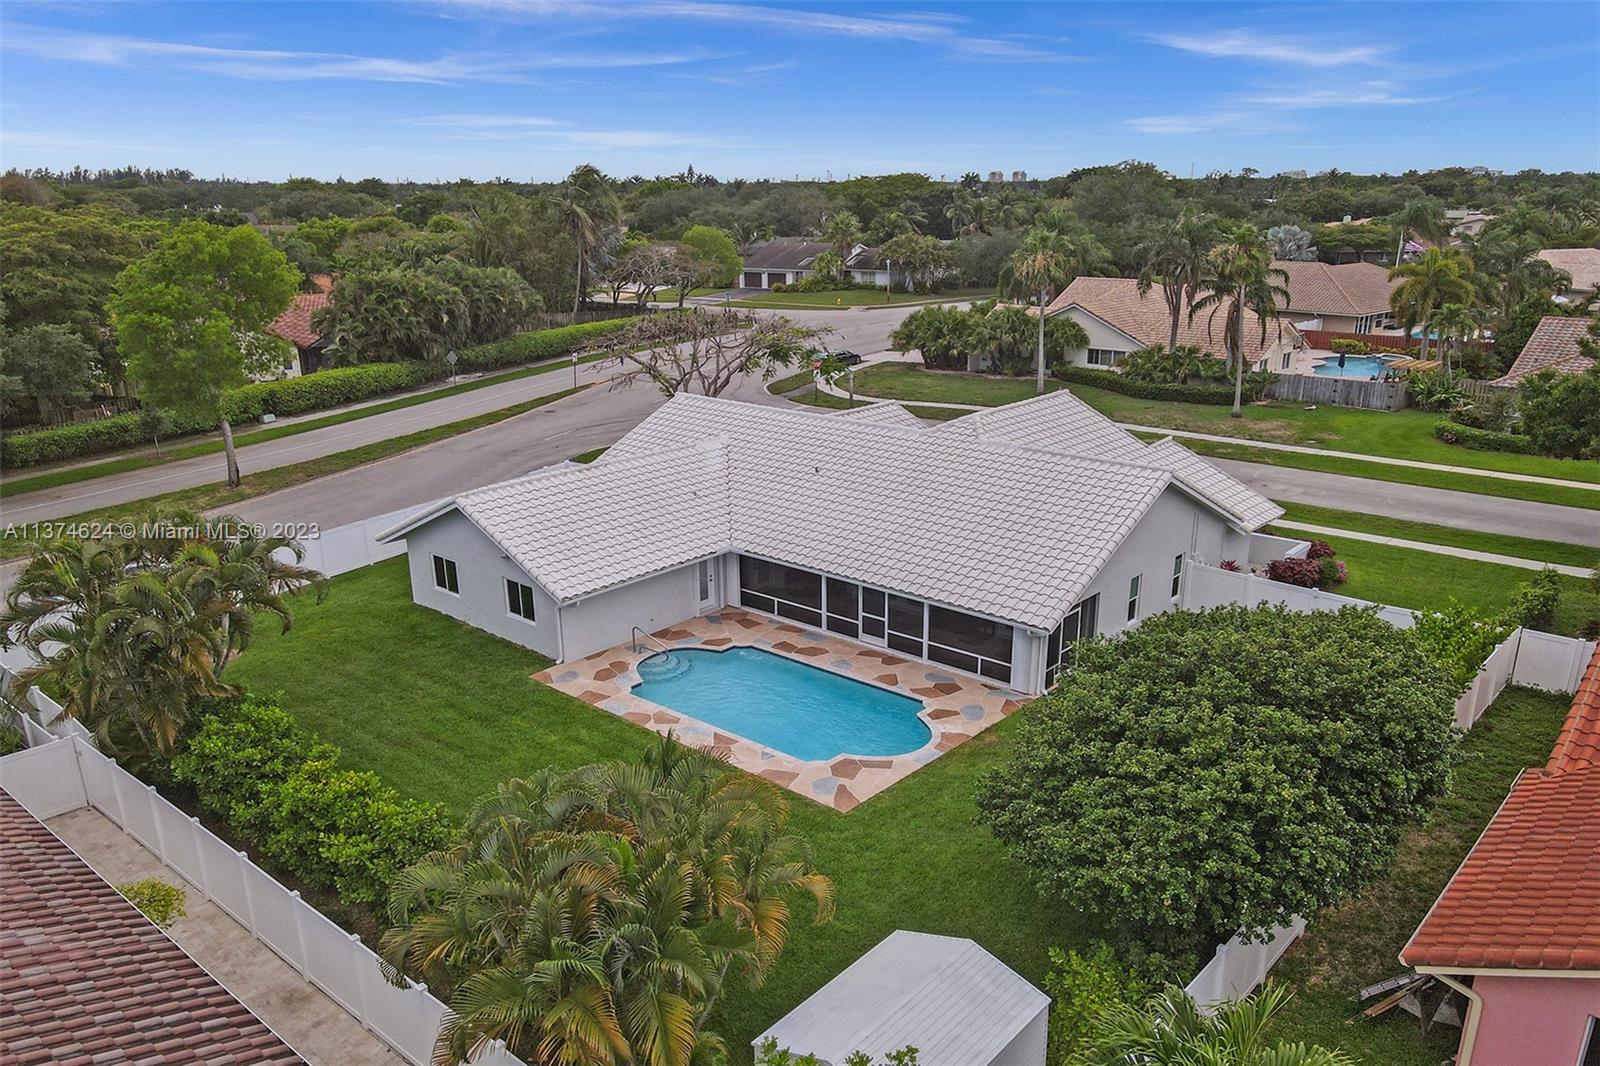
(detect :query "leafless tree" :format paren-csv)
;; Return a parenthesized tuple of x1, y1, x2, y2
(599, 309, 826, 397)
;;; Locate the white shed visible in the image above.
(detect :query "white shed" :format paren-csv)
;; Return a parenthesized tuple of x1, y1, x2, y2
(756, 930, 1049, 1066)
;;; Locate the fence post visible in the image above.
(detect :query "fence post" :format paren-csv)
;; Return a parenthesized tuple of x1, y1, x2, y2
(238, 849, 262, 940)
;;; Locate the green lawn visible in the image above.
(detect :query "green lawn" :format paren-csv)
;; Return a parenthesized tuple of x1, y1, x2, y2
(1277, 502, 1600, 571)
(229, 558, 1087, 1058)
(734, 288, 994, 309)
(787, 389, 968, 422)
(1271, 685, 1571, 1065)
(843, 364, 1600, 510)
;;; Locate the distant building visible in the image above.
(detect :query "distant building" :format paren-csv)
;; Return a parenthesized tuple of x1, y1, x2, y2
(987, 170, 1004, 182)
(1537, 248, 1600, 299)
(1011, 170, 1028, 183)
(263, 274, 333, 378)
(737, 238, 893, 289)
(1278, 169, 1309, 179)
(1273, 260, 1399, 334)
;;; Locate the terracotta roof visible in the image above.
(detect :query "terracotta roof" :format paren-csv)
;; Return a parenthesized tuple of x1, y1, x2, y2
(1273, 260, 1397, 317)
(1492, 315, 1595, 385)
(1046, 276, 1299, 363)
(1400, 648, 1600, 972)
(266, 292, 330, 350)
(1536, 248, 1600, 294)
(0, 791, 304, 1065)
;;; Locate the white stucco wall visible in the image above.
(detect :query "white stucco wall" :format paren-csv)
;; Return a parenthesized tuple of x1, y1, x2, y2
(560, 560, 715, 661)
(402, 510, 563, 659)
(991, 1008, 1049, 1066)
(1051, 306, 1143, 368)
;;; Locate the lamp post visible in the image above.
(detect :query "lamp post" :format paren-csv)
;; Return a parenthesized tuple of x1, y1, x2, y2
(571, 353, 580, 391)
(885, 258, 893, 304)
(846, 363, 856, 406)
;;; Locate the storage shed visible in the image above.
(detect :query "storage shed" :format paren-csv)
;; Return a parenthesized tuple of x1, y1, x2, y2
(755, 930, 1049, 1066)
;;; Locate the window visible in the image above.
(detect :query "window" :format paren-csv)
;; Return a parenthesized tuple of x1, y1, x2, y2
(825, 577, 860, 638)
(1126, 575, 1141, 623)
(886, 594, 925, 656)
(927, 605, 1013, 684)
(432, 555, 458, 594)
(1171, 554, 1184, 600)
(1583, 1017, 1600, 1066)
(1085, 348, 1123, 367)
(739, 555, 822, 624)
(1280, 352, 1292, 370)
(506, 578, 536, 622)
(1044, 594, 1099, 688)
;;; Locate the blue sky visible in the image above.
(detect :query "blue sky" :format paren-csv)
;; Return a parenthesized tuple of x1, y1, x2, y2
(2, 1, 1597, 182)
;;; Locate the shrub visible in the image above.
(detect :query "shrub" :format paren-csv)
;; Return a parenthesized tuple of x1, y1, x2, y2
(171, 698, 450, 912)
(1433, 419, 1538, 454)
(976, 605, 1458, 952)
(117, 878, 187, 929)
(1509, 568, 1562, 630)
(780, 274, 875, 294)
(1052, 365, 1237, 405)
(1219, 559, 1242, 572)
(0, 723, 23, 757)
(1330, 338, 1372, 356)
(452, 317, 636, 372)
(1411, 600, 1515, 692)
(1453, 390, 1519, 433)
(1266, 557, 1323, 588)
(1318, 556, 1348, 589)
(1042, 944, 1155, 1062)
(1581, 617, 1600, 641)
(1406, 370, 1466, 412)
(1519, 366, 1600, 459)
(1306, 539, 1336, 560)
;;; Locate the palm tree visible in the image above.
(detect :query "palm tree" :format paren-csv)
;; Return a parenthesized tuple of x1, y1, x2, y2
(1389, 248, 1475, 359)
(1427, 301, 1478, 379)
(944, 188, 982, 237)
(1135, 209, 1220, 354)
(549, 164, 621, 316)
(1191, 225, 1289, 417)
(729, 221, 773, 259)
(1079, 984, 1353, 1066)
(1010, 230, 1080, 395)
(821, 211, 862, 264)
(1391, 197, 1449, 266)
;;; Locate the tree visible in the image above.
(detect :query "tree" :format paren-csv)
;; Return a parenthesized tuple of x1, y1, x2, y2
(976, 605, 1457, 954)
(0, 322, 97, 424)
(678, 225, 741, 288)
(0, 510, 326, 755)
(1135, 208, 1220, 354)
(1389, 248, 1475, 360)
(604, 309, 822, 396)
(1191, 225, 1289, 417)
(1390, 197, 1448, 266)
(822, 210, 863, 262)
(878, 233, 955, 293)
(1011, 229, 1081, 394)
(891, 304, 978, 370)
(108, 222, 299, 486)
(1425, 301, 1478, 378)
(380, 735, 833, 1066)
(316, 260, 534, 364)
(1264, 223, 1316, 261)
(1079, 984, 1354, 1066)
(548, 163, 621, 315)
(1519, 364, 1600, 459)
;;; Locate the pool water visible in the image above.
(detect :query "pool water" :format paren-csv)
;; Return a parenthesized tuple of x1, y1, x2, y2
(1314, 356, 1390, 378)
(632, 647, 930, 762)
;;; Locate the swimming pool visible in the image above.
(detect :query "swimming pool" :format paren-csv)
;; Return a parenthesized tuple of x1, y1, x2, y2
(632, 646, 930, 762)
(1313, 356, 1391, 378)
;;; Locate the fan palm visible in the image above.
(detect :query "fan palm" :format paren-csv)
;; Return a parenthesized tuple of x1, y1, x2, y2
(1191, 225, 1289, 417)
(550, 164, 621, 316)
(1389, 248, 1475, 359)
(1079, 983, 1353, 1066)
(1135, 208, 1221, 354)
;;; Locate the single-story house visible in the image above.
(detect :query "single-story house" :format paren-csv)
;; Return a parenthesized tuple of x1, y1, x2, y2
(1399, 647, 1600, 1066)
(0, 790, 304, 1065)
(1273, 259, 1399, 334)
(1537, 248, 1600, 300)
(756, 930, 1049, 1066)
(738, 238, 890, 289)
(1492, 315, 1595, 386)
(1044, 276, 1304, 373)
(379, 388, 1288, 695)
(263, 274, 333, 378)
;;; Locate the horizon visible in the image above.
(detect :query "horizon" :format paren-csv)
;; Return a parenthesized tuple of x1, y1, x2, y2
(2, 1, 1598, 182)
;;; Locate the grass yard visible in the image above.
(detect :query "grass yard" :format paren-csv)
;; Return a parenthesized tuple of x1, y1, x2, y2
(843, 364, 1600, 509)
(734, 288, 994, 309)
(787, 389, 968, 421)
(1277, 502, 1600, 571)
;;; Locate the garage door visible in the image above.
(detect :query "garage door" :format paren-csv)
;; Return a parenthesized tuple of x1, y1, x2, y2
(767, 272, 787, 287)
(743, 271, 762, 288)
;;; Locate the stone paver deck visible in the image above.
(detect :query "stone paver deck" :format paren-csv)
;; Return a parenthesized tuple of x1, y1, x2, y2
(535, 608, 1029, 811)
(47, 807, 407, 1066)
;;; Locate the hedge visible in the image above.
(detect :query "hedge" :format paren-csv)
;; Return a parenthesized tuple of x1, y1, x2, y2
(1052, 365, 1237, 406)
(1433, 419, 1538, 454)
(171, 698, 452, 911)
(453, 316, 636, 372)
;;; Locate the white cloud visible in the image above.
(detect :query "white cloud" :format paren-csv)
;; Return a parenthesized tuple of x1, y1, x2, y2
(1126, 111, 1296, 136)
(1150, 29, 1386, 67)
(1243, 82, 1444, 108)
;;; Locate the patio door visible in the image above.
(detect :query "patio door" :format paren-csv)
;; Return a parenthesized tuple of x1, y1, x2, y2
(696, 559, 717, 613)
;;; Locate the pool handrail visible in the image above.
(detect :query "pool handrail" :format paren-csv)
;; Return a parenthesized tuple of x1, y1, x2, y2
(631, 626, 675, 660)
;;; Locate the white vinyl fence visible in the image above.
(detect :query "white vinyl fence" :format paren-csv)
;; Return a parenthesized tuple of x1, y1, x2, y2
(0, 733, 524, 1066)
(1184, 918, 1308, 1010)
(285, 499, 437, 578)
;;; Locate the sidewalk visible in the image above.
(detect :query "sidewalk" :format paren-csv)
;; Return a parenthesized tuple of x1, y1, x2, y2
(1272, 520, 1591, 578)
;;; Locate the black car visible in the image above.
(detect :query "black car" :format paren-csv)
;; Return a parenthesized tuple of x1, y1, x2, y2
(810, 349, 863, 369)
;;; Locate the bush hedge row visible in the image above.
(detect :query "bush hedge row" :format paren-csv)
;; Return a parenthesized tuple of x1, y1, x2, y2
(171, 698, 451, 910)
(2, 319, 639, 469)
(1433, 419, 1538, 454)
(1052, 365, 1237, 406)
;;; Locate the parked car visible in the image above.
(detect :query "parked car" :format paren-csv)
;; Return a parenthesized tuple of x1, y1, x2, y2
(810, 349, 863, 370)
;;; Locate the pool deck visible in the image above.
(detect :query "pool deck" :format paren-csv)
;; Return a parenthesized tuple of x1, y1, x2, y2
(534, 608, 1029, 811)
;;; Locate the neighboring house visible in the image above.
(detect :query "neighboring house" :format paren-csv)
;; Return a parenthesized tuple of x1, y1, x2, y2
(0, 790, 303, 1065)
(1445, 209, 1496, 238)
(1273, 259, 1399, 334)
(756, 930, 1050, 1066)
(1492, 315, 1595, 386)
(263, 274, 334, 378)
(1399, 648, 1600, 1066)
(379, 390, 1287, 695)
(1537, 248, 1600, 300)
(738, 238, 890, 289)
(1044, 276, 1303, 372)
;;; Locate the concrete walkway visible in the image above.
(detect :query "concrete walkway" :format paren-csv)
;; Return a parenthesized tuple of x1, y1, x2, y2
(1272, 520, 1592, 578)
(809, 364, 1600, 494)
(47, 807, 407, 1066)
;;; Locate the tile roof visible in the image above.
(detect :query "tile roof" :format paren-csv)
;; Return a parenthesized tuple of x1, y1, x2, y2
(741, 239, 833, 272)
(1046, 276, 1300, 363)
(1536, 247, 1600, 294)
(386, 391, 1276, 631)
(831, 401, 928, 430)
(1141, 437, 1284, 529)
(1273, 260, 1398, 317)
(0, 791, 304, 1065)
(265, 292, 330, 350)
(1400, 648, 1600, 972)
(1492, 315, 1595, 385)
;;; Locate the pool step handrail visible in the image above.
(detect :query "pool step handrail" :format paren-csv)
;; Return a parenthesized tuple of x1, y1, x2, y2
(631, 626, 674, 660)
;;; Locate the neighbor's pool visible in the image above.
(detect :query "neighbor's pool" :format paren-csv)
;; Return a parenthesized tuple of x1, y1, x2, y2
(632, 646, 930, 762)
(1313, 356, 1391, 378)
